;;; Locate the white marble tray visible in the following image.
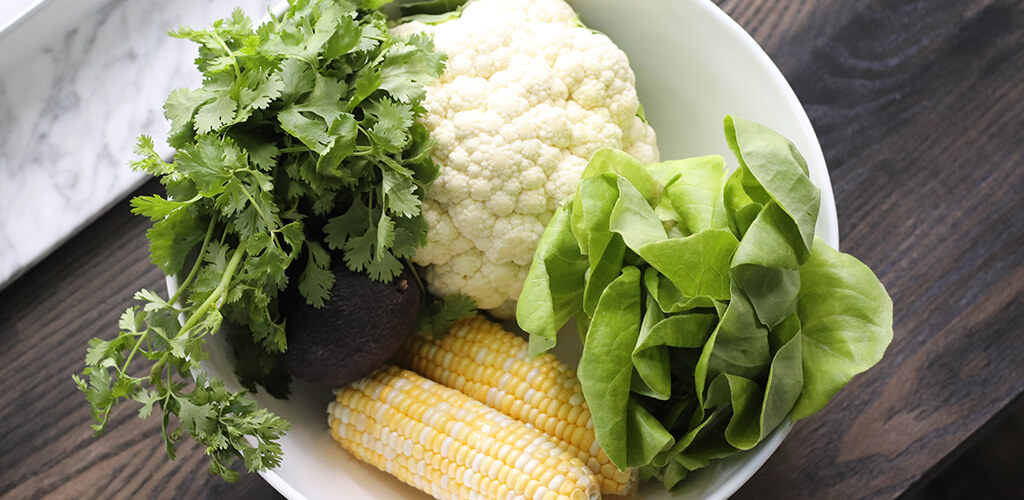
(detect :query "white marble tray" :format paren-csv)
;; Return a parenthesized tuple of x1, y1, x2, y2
(0, 0, 272, 288)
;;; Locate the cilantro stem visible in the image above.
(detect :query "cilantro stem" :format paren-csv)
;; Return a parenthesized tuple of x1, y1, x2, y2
(211, 31, 242, 80)
(238, 175, 277, 236)
(179, 247, 245, 335)
(169, 218, 217, 306)
(97, 332, 147, 429)
(357, 124, 371, 141)
(405, 258, 425, 294)
(277, 146, 312, 154)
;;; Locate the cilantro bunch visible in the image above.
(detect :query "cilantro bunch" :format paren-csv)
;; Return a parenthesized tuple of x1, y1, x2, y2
(75, 0, 446, 481)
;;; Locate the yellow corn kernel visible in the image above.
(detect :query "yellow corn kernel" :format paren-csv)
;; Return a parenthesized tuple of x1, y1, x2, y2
(328, 366, 599, 500)
(395, 316, 638, 496)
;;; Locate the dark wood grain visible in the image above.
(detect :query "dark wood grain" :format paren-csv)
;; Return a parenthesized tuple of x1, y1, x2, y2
(1, 0, 1022, 499)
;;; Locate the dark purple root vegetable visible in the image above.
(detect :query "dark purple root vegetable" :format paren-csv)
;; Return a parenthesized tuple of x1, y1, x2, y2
(280, 264, 420, 387)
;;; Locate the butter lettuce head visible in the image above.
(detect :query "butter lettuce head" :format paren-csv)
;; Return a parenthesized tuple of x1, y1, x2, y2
(517, 116, 893, 490)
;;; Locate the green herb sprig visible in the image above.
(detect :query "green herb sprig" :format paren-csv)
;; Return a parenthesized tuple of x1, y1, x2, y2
(75, 0, 446, 481)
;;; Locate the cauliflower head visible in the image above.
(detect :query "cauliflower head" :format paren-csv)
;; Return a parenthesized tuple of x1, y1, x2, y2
(398, 0, 659, 314)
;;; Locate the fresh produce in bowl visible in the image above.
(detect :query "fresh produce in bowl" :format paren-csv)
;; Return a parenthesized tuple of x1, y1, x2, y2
(74, 0, 893, 499)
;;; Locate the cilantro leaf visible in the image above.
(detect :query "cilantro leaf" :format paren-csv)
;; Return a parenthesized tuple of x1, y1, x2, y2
(379, 33, 446, 103)
(416, 293, 478, 337)
(382, 169, 420, 217)
(164, 88, 213, 147)
(130, 195, 192, 221)
(324, 196, 370, 250)
(195, 95, 238, 134)
(178, 398, 216, 435)
(146, 209, 205, 275)
(298, 241, 334, 308)
(239, 70, 285, 111)
(365, 98, 414, 152)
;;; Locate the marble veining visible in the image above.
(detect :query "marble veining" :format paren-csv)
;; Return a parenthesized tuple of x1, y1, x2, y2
(0, 0, 273, 288)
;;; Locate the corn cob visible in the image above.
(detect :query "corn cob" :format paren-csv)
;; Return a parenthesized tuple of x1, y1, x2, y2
(328, 365, 601, 500)
(393, 316, 637, 496)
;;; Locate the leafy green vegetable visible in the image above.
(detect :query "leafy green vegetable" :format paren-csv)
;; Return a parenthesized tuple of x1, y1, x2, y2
(516, 202, 588, 356)
(76, 0, 446, 481)
(517, 116, 893, 488)
(791, 237, 893, 419)
(577, 266, 643, 468)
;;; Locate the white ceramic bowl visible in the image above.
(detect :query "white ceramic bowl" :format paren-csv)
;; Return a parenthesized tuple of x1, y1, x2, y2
(171, 0, 838, 498)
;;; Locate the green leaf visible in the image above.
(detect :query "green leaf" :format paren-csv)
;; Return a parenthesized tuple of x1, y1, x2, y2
(133, 389, 160, 419)
(416, 294, 478, 337)
(758, 328, 803, 437)
(164, 88, 213, 147)
(131, 195, 192, 221)
(724, 116, 820, 254)
(395, 0, 470, 16)
(516, 202, 587, 355)
(146, 209, 206, 275)
(378, 33, 446, 103)
(791, 238, 893, 419)
(178, 398, 215, 435)
(392, 214, 429, 258)
(298, 241, 334, 308)
(348, 67, 382, 111)
(276, 58, 315, 105)
(655, 155, 729, 234)
(626, 396, 674, 467)
(322, 15, 362, 59)
(609, 175, 667, 253)
(577, 148, 661, 208)
(732, 200, 807, 270)
(324, 196, 370, 250)
(366, 250, 403, 282)
(316, 114, 359, 173)
(239, 70, 285, 110)
(572, 174, 623, 315)
(365, 98, 414, 153)
(706, 282, 770, 382)
(228, 125, 280, 171)
(578, 266, 642, 469)
(722, 167, 761, 238)
(173, 135, 243, 197)
(83, 367, 114, 417)
(381, 169, 421, 218)
(118, 307, 144, 333)
(278, 73, 347, 152)
(194, 95, 237, 134)
(85, 338, 115, 367)
(706, 373, 761, 449)
(632, 311, 717, 400)
(638, 229, 738, 301)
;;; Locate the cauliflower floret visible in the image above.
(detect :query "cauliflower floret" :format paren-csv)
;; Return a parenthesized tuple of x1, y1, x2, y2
(403, 0, 659, 314)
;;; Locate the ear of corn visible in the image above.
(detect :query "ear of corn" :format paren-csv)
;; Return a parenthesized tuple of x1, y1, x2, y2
(328, 365, 601, 500)
(394, 316, 637, 496)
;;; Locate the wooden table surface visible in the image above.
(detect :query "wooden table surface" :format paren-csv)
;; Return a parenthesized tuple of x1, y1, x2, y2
(2, 0, 1023, 498)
